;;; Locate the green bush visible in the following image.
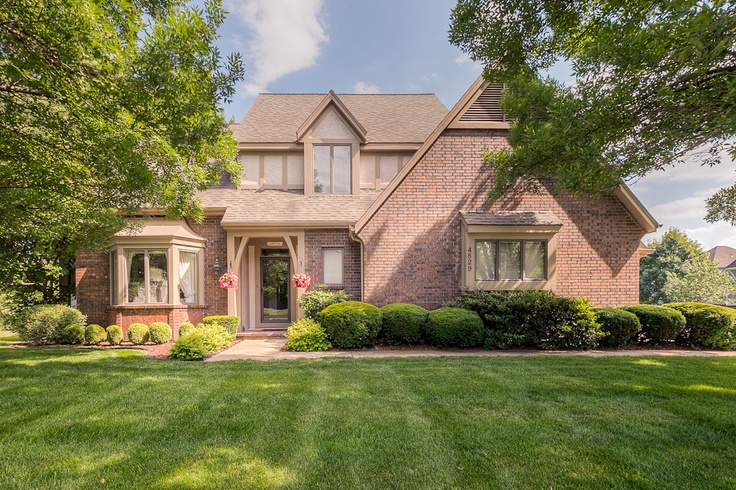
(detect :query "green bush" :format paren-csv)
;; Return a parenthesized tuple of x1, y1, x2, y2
(127, 323, 150, 345)
(319, 301, 382, 348)
(149, 322, 172, 344)
(106, 325, 123, 346)
(379, 303, 428, 345)
(285, 318, 331, 352)
(298, 287, 351, 320)
(62, 324, 85, 345)
(84, 324, 107, 345)
(425, 307, 483, 348)
(449, 289, 601, 350)
(594, 307, 641, 348)
(665, 303, 736, 349)
(202, 316, 240, 335)
(178, 322, 196, 337)
(13, 304, 86, 344)
(170, 323, 235, 359)
(620, 304, 686, 343)
(170, 332, 206, 359)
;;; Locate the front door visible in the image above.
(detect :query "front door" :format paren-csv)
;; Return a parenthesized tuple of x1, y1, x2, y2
(260, 251, 290, 324)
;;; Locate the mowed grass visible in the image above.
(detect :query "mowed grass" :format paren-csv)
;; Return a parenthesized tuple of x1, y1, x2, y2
(0, 330, 19, 342)
(1, 348, 735, 489)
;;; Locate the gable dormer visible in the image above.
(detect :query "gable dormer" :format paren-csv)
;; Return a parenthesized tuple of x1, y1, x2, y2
(297, 91, 366, 196)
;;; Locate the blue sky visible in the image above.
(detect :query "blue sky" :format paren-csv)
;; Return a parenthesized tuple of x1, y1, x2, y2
(215, 0, 736, 251)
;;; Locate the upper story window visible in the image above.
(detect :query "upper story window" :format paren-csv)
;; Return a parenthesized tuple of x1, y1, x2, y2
(313, 144, 351, 194)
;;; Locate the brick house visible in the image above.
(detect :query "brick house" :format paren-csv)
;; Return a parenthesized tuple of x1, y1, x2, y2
(75, 77, 658, 335)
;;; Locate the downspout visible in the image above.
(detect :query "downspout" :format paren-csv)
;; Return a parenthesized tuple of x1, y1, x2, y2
(349, 225, 364, 302)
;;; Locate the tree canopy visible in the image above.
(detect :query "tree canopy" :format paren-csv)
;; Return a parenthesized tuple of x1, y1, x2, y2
(640, 228, 736, 304)
(0, 0, 243, 303)
(449, 0, 736, 222)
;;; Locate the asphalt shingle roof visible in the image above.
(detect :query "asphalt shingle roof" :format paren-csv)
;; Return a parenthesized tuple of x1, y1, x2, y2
(232, 93, 448, 144)
(707, 246, 736, 269)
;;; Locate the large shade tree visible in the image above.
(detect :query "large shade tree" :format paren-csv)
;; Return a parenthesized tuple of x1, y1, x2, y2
(0, 0, 243, 305)
(449, 0, 736, 221)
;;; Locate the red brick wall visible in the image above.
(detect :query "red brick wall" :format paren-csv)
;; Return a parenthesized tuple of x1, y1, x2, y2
(304, 229, 362, 300)
(357, 129, 646, 309)
(74, 216, 228, 333)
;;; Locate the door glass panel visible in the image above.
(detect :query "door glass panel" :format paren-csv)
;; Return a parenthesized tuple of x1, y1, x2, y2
(262, 258, 290, 323)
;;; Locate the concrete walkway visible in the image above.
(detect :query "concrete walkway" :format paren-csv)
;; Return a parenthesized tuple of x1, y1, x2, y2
(206, 338, 736, 362)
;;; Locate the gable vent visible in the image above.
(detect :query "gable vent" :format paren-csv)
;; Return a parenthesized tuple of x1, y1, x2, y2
(459, 83, 506, 122)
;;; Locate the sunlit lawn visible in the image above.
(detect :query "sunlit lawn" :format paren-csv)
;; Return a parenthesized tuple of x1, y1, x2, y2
(1, 347, 735, 489)
(0, 330, 19, 342)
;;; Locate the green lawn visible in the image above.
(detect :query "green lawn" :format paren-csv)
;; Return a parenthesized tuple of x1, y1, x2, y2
(0, 330, 19, 342)
(1, 348, 735, 489)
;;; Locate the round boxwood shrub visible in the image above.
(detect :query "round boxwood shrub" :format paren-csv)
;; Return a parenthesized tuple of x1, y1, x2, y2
(285, 318, 331, 352)
(84, 324, 107, 345)
(594, 307, 641, 348)
(62, 324, 85, 345)
(127, 323, 150, 345)
(106, 325, 123, 346)
(379, 303, 428, 345)
(149, 322, 172, 344)
(298, 287, 351, 320)
(620, 304, 686, 343)
(170, 332, 207, 360)
(665, 302, 736, 349)
(319, 301, 382, 348)
(426, 307, 483, 348)
(202, 316, 239, 335)
(178, 322, 196, 337)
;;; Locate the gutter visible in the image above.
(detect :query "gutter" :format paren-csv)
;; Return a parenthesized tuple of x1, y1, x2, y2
(349, 225, 364, 302)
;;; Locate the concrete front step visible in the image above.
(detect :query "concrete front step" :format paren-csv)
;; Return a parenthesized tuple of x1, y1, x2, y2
(236, 330, 286, 339)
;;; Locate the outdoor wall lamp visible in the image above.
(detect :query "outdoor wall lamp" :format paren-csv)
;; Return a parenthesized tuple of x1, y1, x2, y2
(213, 257, 222, 275)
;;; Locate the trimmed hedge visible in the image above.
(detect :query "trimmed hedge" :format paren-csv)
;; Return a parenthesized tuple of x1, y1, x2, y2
(298, 287, 350, 320)
(594, 307, 641, 348)
(319, 301, 382, 348)
(84, 324, 107, 345)
(202, 316, 239, 335)
(170, 323, 235, 360)
(178, 322, 196, 337)
(285, 318, 331, 352)
(448, 289, 601, 350)
(426, 307, 483, 348)
(620, 304, 686, 343)
(106, 325, 123, 346)
(14, 305, 86, 345)
(127, 323, 150, 345)
(149, 322, 172, 344)
(665, 302, 736, 350)
(379, 303, 428, 345)
(62, 324, 85, 345)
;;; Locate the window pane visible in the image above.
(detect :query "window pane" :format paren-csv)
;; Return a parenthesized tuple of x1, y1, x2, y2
(126, 251, 146, 303)
(475, 240, 496, 280)
(499, 241, 521, 280)
(323, 249, 343, 285)
(524, 241, 546, 280)
(313, 146, 330, 193)
(110, 252, 117, 305)
(179, 252, 198, 304)
(148, 250, 168, 303)
(333, 145, 351, 193)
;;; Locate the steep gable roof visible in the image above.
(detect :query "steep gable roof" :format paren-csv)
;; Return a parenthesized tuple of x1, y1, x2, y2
(232, 93, 448, 144)
(354, 76, 660, 234)
(708, 245, 736, 269)
(296, 91, 367, 143)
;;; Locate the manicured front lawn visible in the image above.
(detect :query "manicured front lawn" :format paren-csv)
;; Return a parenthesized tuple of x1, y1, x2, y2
(1, 348, 735, 489)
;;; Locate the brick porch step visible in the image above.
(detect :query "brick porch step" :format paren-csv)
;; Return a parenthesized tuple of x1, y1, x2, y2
(236, 330, 287, 339)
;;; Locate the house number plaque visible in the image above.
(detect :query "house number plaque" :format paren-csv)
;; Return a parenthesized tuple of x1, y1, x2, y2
(467, 246, 472, 272)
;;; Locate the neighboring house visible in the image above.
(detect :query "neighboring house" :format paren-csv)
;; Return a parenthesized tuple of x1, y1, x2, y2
(75, 77, 659, 336)
(707, 245, 736, 280)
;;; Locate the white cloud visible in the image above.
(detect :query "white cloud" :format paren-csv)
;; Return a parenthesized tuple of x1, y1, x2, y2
(352, 81, 380, 94)
(225, 0, 328, 95)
